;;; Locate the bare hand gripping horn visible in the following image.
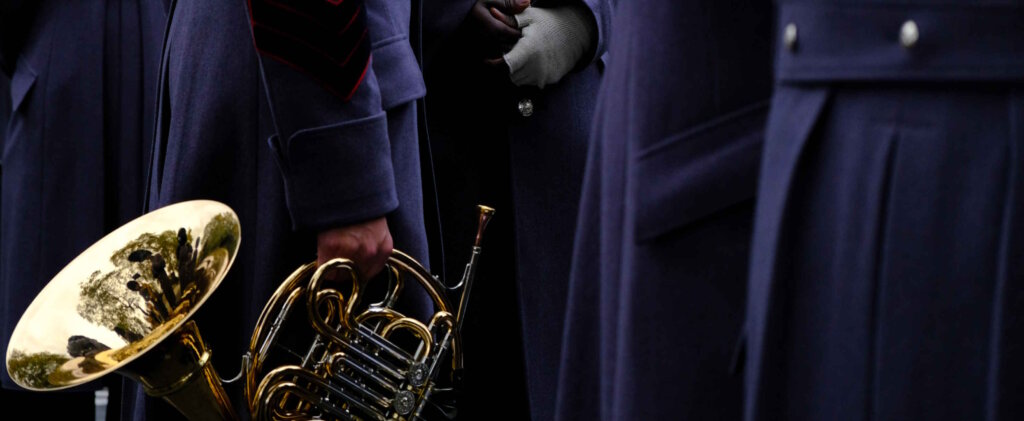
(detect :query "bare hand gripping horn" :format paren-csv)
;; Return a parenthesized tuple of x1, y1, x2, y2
(5, 200, 495, 420)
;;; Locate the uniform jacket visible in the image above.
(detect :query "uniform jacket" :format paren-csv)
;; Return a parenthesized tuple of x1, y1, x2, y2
(555, 0, 774, 419)
(421, 0, 610, 419)
(0, 0, 166, 389)
(127, 0, 429, 418)
(746, 1, 1024, 420)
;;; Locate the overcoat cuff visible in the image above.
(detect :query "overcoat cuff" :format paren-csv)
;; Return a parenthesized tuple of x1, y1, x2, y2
(270, 113, 399, 232)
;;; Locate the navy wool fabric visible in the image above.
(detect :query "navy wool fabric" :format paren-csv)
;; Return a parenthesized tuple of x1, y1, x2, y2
(0, 0, 166, 388)
(0, 70, 7, 153)
(421, 0, 609, 419)
(126, 0, 429, 419)
(746, 2, 1024, 420)
(555, 0, 773, 419)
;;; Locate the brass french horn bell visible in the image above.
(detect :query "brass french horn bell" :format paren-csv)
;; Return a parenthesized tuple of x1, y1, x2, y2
(6, 200, 495, 421)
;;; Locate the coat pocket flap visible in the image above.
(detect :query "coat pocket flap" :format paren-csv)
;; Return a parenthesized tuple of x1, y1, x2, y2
(633, 102, 768, 242)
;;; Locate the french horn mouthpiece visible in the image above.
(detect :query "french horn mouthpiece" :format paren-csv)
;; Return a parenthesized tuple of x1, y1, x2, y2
(474, 205, 496, 247)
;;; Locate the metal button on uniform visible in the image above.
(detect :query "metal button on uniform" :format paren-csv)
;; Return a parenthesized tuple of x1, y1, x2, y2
(518, 98, 534, 117)
(784, 23, 798, 51)
(900, 20, 919, 48)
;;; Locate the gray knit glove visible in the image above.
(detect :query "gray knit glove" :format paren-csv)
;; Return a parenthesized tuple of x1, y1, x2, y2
(503, 4, 596, 88)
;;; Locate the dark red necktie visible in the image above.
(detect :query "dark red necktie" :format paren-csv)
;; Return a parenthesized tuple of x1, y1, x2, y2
(248, 0, 371, 101)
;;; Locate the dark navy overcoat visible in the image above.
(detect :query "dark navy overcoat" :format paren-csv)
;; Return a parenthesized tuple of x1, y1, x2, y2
(0, 0, 166, 389)
(745, 2, 1024, 420)
(554, 0, 773, 419)
(125, 0, 430, 419)
(421, 0, 609, 419)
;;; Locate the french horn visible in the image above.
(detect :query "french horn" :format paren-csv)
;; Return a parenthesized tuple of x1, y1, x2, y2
(5, 200, 494, 420)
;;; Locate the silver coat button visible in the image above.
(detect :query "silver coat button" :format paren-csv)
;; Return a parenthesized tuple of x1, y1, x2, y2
(900, 20, 919, 48)
(784, 23, 798, 51)
(518, 98, 534, 117)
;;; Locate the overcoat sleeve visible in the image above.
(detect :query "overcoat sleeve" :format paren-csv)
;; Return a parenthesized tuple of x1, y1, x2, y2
(578, 0, 612, 65)
(248, 0, 399, 232)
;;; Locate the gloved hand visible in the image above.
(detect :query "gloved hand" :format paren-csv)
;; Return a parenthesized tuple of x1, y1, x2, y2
(501, 4, 596, 88)
(463, 0, 531, 60)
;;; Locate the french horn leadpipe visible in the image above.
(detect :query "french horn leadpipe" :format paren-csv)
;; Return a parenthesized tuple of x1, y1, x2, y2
(6, 201, 496, 421)
(455, 205, 495, 332)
